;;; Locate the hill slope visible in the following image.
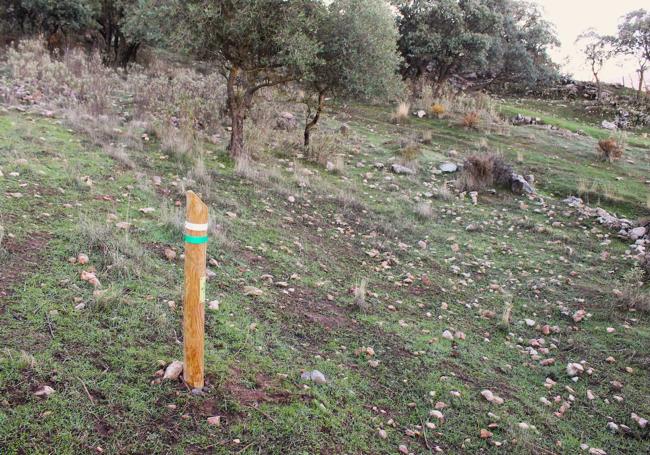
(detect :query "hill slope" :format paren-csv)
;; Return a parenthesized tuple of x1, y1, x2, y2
(1, 101, 649, 454)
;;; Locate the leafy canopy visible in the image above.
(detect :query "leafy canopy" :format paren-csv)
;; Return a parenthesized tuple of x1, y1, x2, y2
(306, 0, 403, 101)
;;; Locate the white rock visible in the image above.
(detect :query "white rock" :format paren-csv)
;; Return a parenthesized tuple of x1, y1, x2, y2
(163, 360, 183, 380)
(442, 330, 454, 340)
(301, 370, 327, 384)
(566, 362, 584, 377)
(34, 385, 55, 397)
(629, 226, 647, 240)
(207, 416, 221, 426)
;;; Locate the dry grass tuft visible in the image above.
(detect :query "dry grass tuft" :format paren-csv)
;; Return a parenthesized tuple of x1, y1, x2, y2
(499, 297, 513, 329)
(354, 279, 369, 312)
(615, 267, 650, 312)
(462, 111, 480, 129)
(597, 138, 624, 162)
(421, 130, 433, 145)
(391, 102, 410, 124)
(434, 183, 454, 201)
(431, 103, 445, 118)
(456, 153, 513, 192)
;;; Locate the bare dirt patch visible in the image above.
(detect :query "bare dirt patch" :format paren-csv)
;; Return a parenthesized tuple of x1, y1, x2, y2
(0, 231, 51, 299)
(222, 367, 294, 407)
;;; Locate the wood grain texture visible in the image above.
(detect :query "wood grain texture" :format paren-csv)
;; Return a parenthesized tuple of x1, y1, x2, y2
(183, 191, 208, 389)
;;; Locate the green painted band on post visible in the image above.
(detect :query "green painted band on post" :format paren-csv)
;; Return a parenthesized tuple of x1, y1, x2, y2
(184, 234, 209, 244)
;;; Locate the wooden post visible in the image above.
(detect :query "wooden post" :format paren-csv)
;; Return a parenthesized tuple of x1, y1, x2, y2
(183, 191, 208, 389)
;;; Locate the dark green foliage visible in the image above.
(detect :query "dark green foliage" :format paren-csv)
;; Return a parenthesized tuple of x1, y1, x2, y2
(172, 0, 321, 158)
(302, 0, 403, 146)
(395, 0, 559, 91)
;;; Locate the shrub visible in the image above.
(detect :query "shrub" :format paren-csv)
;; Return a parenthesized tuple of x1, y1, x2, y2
(597, 138, 624, 162)
(457, 153, 513, 192)
(391, 102, 410, 124)
(431, 103, 445, 118)
(462, 111, 480, 129)
(398, 142, 422, 162)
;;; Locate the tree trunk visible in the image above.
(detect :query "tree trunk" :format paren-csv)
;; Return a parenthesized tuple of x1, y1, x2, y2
(226, 66, 249, 159)
(229, 107, 245, 159)
(304, 89, 326, 147)
(637, 68, 645, 100)
(594, 73, 601, 101)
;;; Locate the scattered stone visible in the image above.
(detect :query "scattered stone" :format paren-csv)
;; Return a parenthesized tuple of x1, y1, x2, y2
(572, 310, 586, 323)
(34, 385, 55, 397)
(391, 163, 416, 175)
(439, 162, 458, 173)
(243, 286, 264, 297)
(601, 120, 617, 130)
(164, 248, 177, 261)
(163, 360, 183, 380)
(301, 370, 327, 385)
(207, 416, 221, 426)
(566, 363, 584, 377)
(631, 413, 648, 429)
(481, 389, 504, 405)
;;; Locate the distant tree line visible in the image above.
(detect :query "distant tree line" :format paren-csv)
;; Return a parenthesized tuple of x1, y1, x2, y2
(577, 9, 650, 101)
(9, 1, 645, 158)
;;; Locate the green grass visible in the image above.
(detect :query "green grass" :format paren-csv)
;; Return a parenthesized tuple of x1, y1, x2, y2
(0, 102, 649, 454)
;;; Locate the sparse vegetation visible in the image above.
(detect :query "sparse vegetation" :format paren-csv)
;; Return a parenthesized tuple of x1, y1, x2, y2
(1, 3, 650, 454)
(616, 266, 650, 312)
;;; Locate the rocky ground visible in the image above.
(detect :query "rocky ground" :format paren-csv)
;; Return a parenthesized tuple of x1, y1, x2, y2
(0, 97, 649, 454)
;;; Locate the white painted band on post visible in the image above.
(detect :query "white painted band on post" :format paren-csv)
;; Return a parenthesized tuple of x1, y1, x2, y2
(185, 221, 209, 232)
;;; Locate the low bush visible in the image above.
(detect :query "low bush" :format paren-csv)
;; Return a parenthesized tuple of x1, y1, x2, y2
(462, 111, 480, 129)
(431, 103, 445, 118)
(457, 153, 513, 192)
(597, 138, 624, 162)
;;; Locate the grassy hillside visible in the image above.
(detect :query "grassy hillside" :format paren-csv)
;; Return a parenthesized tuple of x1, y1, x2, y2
(1, 91, 649, 454)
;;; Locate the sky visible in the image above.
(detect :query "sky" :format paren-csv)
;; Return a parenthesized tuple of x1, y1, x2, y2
(532, 0, 647, 86)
